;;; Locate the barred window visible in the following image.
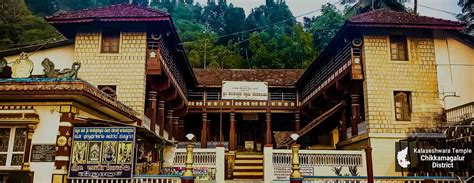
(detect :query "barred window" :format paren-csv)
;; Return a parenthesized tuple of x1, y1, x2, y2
(101, 30, 120, 53)
(394, 91, 411, 121)
(0, 127, 27, 167)
(390, 35, 408, 61)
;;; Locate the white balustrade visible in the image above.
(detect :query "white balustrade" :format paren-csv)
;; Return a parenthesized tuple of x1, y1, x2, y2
(170, 147, 225, 182)
(69, 175, 181, 183)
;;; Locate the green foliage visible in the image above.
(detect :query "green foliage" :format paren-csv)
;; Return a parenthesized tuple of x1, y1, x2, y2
(304, 3, 346, 54)
(248, 24, 315, 69)
(458, 0, 474, 35)
(341, 0, 407, 16)
(0, 0, 62, 50)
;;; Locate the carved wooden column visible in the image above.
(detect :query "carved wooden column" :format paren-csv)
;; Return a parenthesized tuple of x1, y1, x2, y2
(22, 124, 36, 171)
(206, 120, 211, 142)
(265, 111, 272, 146)
(229, 112, 236, 151)
(294, 113, 300, 131)
(166, 110, 174, 140)
(158, 101, 165, 136)
(173, 117, 179, 140)
(146, 91, 158, 132)
(201, 112, 207, 148)
(178, 119, 185, 141)
(351, 94, 360, 137)
(340, 109, 347, 140)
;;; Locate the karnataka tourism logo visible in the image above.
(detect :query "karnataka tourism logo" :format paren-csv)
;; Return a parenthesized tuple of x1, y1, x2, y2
(397, 147, 411, 168)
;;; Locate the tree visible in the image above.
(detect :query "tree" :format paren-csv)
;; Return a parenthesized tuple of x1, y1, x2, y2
(304, 3, 345, 55)
(0, 0, 62, 49)
(341, 0, 407, 16)
(248, 24, 315, 69)
(458, 0, 474, 35)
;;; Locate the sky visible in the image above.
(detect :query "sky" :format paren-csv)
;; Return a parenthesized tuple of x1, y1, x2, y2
(194, 0, 462, 22)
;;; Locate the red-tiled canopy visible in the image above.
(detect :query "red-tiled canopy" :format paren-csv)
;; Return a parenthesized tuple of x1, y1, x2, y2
(193, 69, 305, 87)
(348, 8, 464, 30)
(46, 4, 169, 24)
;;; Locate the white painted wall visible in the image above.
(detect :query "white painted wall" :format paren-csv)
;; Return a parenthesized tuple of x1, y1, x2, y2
(30, 106, 61, 183)
(3, 45, 75, 76)
(434, 30, 474, 109)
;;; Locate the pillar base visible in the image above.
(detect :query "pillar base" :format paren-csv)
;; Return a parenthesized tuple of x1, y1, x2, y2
(264, 144, 273, 147)
(181, 176, 195, 183)
(290, 177, 303, 183)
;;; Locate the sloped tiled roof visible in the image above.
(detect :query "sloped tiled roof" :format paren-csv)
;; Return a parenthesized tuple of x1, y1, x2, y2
(348, 8, 464, 30)
(46, 4, 169, 24)
(193, 69, 305, 87)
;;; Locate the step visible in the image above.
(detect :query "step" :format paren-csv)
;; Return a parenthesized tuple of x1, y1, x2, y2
(234, 159, 263, 164)
(233, 172, 264, 176)
(235, 154, 263, 159)
(233, 166, 263, 170)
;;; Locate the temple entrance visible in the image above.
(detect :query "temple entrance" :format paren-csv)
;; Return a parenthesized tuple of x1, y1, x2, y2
(236, 113, 264, 152)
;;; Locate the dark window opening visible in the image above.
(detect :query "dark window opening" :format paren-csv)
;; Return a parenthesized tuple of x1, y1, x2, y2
(390, 35, 408, 61)
(101, 30, 120, 53)
(394, 91, 411, 121)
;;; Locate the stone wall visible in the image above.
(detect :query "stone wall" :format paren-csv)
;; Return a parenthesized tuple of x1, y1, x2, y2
(362, 35, 443, 135)
(74, 32, 147, 115)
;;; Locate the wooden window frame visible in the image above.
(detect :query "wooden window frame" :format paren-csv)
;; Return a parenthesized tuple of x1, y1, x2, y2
(394, 91, 412, 121)
(389, 35, 408, 61)
(0, 126, 26, 169)
(101, 30, 120, 53)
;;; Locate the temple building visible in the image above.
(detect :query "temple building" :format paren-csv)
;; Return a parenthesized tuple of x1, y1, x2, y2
(0, 4, 472, 182)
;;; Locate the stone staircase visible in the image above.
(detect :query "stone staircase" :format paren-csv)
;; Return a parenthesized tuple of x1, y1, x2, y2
(232, 152, 264, 180)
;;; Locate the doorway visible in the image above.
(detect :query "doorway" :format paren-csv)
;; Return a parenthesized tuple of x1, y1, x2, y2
(236, 113, 264, 152)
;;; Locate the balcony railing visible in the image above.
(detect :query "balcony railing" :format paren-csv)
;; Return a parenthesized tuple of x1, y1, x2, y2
(297, 176, 459, 183)
(446, 102, 474, 123)
(69, 175, 181, 183)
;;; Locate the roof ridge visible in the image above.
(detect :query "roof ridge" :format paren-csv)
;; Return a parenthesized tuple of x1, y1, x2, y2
(349, 7, 464, 24)
(46, 3, 168, 20)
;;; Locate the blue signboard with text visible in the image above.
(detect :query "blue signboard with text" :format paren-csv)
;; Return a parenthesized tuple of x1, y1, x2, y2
(69, 127, 136, 179)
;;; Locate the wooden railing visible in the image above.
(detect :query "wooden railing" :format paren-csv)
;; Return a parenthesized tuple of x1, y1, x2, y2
(173, 148, 217, 167)
(69, 175, 181, 183)
(265, 148, 366, 182)
(168, 147, 226, 182)
(446, 102, 474, 123)
(294, 176, 460, 183)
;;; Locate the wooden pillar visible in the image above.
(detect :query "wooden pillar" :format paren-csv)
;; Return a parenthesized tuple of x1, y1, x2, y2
(229, 112, 236, 151)
(201, 112, 207, 148)
(173, 117, 179, 140)
(350, 94, 360, 137)
(265, 111, 272, 146)
(294, 113, 300, 131)
(146, 91, 158, 132)
(365, 145, 374, 183)
(178, 120, 185, 141)
(22, 124, 36, 171)
(167, 110, 174, 140)
(158, 101, 165, 136)
(206, 120, 211, 142)
(340, 109, 347, 140)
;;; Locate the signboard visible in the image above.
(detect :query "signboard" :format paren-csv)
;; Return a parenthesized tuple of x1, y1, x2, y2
(31, 144, 56, 162)
(222, 81, 268, 101)
(69, 127, 135, 179)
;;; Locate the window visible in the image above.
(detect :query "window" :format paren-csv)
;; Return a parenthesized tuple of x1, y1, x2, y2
(0, 127, 26, 167)
(101, 30, 120, 53)
(98, 85, 117, 99)
(394, 91, 411, 121)
(390, 35, 408, 60)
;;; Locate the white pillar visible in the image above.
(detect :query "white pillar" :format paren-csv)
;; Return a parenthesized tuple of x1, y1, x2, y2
(264, 146, 274, 183)
(215, 146, 225, 182)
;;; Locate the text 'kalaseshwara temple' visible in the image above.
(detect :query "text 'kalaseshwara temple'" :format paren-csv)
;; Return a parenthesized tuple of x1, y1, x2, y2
(0, 4, 473, 183)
